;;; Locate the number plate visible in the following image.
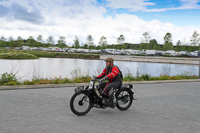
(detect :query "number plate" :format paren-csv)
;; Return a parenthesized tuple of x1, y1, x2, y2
(89, 81, 94, 89)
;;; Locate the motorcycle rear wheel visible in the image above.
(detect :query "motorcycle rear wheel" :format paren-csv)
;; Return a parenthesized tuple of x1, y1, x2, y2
(116, 89, 133, 110)
(70, 91, 92, 116)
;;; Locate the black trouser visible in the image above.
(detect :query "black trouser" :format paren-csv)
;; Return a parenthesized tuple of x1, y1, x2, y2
(99, 80, 122, 99)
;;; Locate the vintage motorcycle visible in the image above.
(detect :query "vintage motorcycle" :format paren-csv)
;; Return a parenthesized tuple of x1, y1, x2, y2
(70, 79, 136, 116)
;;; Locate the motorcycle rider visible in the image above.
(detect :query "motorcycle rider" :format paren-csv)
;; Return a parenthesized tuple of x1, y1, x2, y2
(94, 57, 122, 108)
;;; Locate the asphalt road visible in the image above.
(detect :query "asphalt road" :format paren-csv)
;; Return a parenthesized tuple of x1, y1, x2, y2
(0, 82, 200, 133)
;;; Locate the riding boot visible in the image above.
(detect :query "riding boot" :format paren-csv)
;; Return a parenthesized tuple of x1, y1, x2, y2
(102, 87, 115, 108)
(102, 93, 115, 108)
(109, 93, 115, 108)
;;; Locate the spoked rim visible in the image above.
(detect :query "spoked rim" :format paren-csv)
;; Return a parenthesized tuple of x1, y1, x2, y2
(116, 89, 133, 110)
(73, 93, 90, 114)
(117, 91, 130, 107)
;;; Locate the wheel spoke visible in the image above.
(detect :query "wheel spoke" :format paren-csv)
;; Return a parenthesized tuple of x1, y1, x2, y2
(116, 90, 133, 110)
(73, 93, 90, 113)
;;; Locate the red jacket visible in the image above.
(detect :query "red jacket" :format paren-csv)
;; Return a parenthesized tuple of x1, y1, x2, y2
(97, 65, 120, 83)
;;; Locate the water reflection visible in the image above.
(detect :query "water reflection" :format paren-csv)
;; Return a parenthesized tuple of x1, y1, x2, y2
(0, 58, 198, 81)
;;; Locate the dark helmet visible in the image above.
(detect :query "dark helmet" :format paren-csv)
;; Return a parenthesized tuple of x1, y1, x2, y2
(105, 57, 114, 63)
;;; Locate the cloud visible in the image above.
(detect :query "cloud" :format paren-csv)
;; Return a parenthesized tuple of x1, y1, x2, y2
(145, 0, 200, 12)
(106, 0, 155, 11)
(103, 0, 200, 12)
(0, 1, 44, 24)
(10, 3, 44, 24)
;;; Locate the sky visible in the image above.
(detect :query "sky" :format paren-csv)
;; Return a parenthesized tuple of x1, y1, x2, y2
(0, 0, 200, 46)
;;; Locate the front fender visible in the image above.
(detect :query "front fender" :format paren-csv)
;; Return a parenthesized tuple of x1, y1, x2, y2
(74, 86, 89, 93)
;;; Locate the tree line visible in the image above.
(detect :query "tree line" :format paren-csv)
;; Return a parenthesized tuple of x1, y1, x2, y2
(0, 31, 200, 52)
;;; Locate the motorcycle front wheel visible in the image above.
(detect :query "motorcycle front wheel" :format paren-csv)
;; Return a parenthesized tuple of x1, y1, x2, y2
(116, 89, 133, 110)
(70, 91, 92, 116)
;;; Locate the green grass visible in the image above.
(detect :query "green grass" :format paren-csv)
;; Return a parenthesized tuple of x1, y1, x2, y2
(0, 52, 39, 59)
(0, 48, 99, 59)
(123, 73, 198, 81)
(0, 72, 198, 86)
(22, 50, 99, 59)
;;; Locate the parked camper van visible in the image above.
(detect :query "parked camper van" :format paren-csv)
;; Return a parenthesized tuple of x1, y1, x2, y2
(145, 50, 156, 56)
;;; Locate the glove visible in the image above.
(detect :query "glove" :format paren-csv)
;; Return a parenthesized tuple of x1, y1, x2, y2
(99, 76, 108, 83)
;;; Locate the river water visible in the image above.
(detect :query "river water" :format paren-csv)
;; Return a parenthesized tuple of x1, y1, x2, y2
(0, 58, 198, 81)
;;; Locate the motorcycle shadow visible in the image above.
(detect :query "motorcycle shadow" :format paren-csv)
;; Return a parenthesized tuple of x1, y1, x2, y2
(92, 108, 134, 116)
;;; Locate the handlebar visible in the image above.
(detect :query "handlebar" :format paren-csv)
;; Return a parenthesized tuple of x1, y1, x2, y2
(90, 79, 105, 84)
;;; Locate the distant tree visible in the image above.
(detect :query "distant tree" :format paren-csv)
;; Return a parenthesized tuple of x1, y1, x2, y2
(83, 44, 88, 49)
(117, 35, 125, 44)
(99, 35, 107, 48)
(17, 36, 23, 41)
(8, 36, 14, 46)
(87, 35, 94, 46)
(175, 40, 182, 51)
(122, 43, 128, 49)
(47, 36, 54, 46)
(139, 43, 149, 50)
(57, 36, 66, 48)
(27, 36, 36, 46)
(143, 32, 151, 43)
(163, 42, 173, 51)
(190, 31, 200, 46)
(0, 36, 6, 46)
(37, 35, 43, 43)
(163, 33, 173, 50)
(96, 45, 101, 50)
(16, 36, 24, 47)
(89, 44, 96, 49)
(149, 39, 158, 50)
(36, 35, 43, 47)
(8, 36, 14, 42)
(164, 32, 172, 44)
(73, 36, 80, 49)
(0, 36, 6, 42)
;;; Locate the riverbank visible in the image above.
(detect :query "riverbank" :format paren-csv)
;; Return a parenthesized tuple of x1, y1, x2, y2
(0, 52, 39, 59)
(100, 55, 200, 65)
(0, 48, 99, 60)
(1, 48, 199, 65)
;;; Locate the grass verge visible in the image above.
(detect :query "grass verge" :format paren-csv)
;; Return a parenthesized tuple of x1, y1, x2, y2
(0, 72, 198, 86)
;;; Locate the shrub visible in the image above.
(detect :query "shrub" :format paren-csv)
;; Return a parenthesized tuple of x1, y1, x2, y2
(23, 80, 34, 85)
(0, 72, 18, 85)
(62, 78, 72, 83)
(49, 79, 62, 84)
(159, 75, 169, 80)
(149, 77, 157, 80)
(39, 80, 49, 84)
(6, 81, 19, 86)
(141, 74, 151, 80)
(123, 76, 136, 81)
(73, 76, 91, 83)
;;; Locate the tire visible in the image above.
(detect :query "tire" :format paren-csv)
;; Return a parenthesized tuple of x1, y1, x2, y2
(116, 89, 133, 111)
(70, 91, 92, 116)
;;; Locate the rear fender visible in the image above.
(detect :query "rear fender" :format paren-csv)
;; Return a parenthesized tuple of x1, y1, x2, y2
(121, 84, 133, 90)
(116, 88, 133, 95)
(117, 85, 137, 100)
